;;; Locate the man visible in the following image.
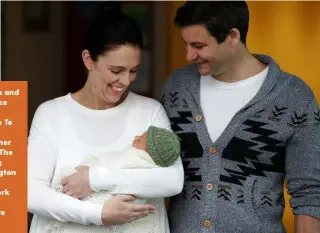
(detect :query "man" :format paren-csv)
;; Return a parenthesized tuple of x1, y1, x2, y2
(160, 1, 320, 233)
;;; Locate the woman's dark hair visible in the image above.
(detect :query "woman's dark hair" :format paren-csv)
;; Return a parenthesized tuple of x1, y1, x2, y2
(83, 3, 144, 62)
(174, 1, 249, 45)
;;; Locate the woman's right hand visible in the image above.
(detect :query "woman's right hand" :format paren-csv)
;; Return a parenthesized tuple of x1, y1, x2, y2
(101, 194, 156, 225)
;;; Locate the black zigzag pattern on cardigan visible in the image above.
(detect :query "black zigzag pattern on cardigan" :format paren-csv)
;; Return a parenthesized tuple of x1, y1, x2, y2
(314, 110, 320, 122)
(170, 111, 192, 131)
(220, 119, 285, 186)
(177, 132, 203, 182)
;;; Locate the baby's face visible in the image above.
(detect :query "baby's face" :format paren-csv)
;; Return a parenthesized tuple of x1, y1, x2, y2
(132, 132, 148, 152)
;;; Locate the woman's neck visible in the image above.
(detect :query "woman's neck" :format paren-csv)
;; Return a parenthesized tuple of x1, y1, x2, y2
(72, 82, 123, 110)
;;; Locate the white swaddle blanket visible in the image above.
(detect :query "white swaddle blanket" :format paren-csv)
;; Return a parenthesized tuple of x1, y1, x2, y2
(45, 147, 161, 233)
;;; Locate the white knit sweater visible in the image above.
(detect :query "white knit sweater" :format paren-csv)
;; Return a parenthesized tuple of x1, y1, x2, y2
(28, 92, 184, 233)
(46, 147, 161, 233)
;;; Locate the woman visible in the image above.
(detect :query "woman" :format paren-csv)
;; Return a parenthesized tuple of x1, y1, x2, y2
(27, 7, 184, 233)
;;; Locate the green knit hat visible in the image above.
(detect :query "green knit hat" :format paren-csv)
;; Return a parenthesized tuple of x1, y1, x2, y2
(146, 126, 181, 167)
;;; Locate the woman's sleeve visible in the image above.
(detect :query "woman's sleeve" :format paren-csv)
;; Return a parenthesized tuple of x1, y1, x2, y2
(89, 104, 184, 198)
(28, 104, 104, 225)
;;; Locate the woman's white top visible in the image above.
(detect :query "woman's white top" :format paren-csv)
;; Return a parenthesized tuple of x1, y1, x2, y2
(28, 92, 184, 233)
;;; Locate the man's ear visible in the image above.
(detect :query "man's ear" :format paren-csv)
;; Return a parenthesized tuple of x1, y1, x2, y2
(226, 28, 241, 46)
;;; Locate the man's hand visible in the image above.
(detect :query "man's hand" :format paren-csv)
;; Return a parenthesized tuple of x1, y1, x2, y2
(62, 166, 93, 199)
(101, 194, 156, 225)
(295, 215, 320, 233)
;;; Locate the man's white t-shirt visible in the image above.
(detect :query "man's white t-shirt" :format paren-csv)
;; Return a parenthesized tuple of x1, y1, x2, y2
(200, 67, 268, 143)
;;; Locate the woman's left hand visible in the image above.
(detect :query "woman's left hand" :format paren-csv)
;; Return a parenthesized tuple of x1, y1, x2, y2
(61, 166, 94, 199)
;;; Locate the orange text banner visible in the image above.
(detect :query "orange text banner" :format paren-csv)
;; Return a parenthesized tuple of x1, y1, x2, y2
(0, 81, 28, 233)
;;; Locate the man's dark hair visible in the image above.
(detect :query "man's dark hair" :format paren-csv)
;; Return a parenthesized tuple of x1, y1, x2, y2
(83, 4, 143, 62)
(174, 1, 249, 45)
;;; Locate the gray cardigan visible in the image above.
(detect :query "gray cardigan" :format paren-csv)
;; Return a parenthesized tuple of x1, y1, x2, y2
(160, 54, 320, 233)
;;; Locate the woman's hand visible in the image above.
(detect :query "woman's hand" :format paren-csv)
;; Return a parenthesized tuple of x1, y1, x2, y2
(61, 166, 93, 199)
(101, 194, 156, 225)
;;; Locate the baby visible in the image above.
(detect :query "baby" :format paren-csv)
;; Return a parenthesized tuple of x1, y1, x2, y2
(45, 126, 181, 233)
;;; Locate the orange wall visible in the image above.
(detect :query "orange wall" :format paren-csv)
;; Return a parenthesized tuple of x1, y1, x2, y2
(246, 1, 320, 102)
(165, 2, 320, 233)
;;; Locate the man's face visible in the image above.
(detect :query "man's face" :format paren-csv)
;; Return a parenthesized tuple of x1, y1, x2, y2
(181, 25, 231, 76)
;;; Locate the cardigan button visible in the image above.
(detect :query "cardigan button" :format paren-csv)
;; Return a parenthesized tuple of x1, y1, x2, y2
(195, 115, 202, 122)
(203, 219, 212, 228)
(210, 147, 217, 154)
(206, 183, 213, 190)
